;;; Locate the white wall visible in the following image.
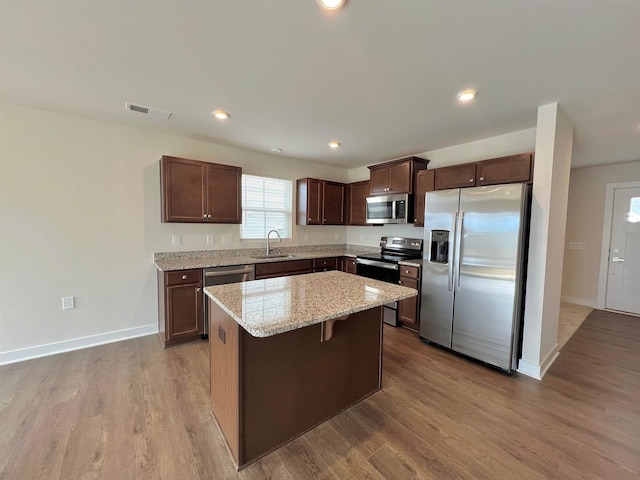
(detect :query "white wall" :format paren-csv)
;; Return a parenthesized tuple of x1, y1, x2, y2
(561, 161, 640, 306)
(0, 103, 348, 359)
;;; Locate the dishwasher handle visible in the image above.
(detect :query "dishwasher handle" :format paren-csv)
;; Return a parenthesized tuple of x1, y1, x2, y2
(205, 267, 254, 277)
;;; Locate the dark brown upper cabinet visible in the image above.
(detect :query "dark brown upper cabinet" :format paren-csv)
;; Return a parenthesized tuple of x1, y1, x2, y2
(413, 170, 435, 227)
(433, 152, 534, 190)
(160, 155, 242, 223)
(434, 163, 477, 190)
(368, 157, 430, 195)
(347, 180, 370, 226)
(477, 153, 533, 186)
(296, 178, 347, 225)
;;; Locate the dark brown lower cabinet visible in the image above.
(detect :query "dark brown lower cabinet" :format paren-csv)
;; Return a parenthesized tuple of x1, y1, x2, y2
(209, 302, 383, 469)
(313, 257, 337, 272)
(158, 269, 203, 348)
(398, 265, 420, 329)
(342, 256, 357, 274)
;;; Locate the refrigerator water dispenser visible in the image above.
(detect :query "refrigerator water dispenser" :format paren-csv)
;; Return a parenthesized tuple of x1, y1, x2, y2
(430, 230, 449, 263)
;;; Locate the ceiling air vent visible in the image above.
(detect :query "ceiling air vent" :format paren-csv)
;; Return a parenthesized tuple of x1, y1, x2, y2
(125, 102, 172, 120)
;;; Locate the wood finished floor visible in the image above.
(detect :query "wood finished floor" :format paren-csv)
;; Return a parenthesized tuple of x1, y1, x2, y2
(1, 309, 638, 480)
(558, 302, 593, 349)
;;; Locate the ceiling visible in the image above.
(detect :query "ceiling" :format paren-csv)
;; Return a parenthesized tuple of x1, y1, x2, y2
(1, 1, 639, 169)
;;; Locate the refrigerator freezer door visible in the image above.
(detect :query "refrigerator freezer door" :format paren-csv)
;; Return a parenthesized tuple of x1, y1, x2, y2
(420, 189, 459, 347)
(451, 184, 525, 370)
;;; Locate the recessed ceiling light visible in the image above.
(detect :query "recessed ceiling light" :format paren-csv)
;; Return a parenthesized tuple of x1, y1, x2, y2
(271, 148, 282, 154)
(328, 141, 341, 149)
(317, 0, 346, 10)
(457, 90, 478, 103)
(212, 110, 230, 120)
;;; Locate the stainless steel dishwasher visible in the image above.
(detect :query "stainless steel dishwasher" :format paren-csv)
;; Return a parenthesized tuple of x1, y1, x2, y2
(202, 264, 255, 338)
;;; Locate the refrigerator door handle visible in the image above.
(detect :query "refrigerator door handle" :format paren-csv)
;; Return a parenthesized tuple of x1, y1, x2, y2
(454, 211, 464, 292)
(448, 212, 458, 291)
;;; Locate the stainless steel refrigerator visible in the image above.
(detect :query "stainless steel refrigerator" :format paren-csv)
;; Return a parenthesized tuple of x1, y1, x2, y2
(419, 183, 530, 372)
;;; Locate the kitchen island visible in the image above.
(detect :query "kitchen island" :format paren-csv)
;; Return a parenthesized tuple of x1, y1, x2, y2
(204, 270, 417, 469)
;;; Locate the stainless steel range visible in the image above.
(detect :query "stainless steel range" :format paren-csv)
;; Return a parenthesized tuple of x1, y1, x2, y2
(356, 236, 422, 326)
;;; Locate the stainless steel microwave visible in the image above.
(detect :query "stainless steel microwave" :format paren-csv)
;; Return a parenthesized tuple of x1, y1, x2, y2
(366, 193, 412, 224)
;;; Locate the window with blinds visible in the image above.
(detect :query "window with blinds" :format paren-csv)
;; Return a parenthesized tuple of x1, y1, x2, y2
(241, 175, 292, 239)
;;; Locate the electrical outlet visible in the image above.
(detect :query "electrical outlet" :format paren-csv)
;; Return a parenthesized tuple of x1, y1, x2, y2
(62, 296, 75, 310)
(334, 233, 339, 241)
(206, 234, 214, 245)
(172, 234, 181, 246)
(304, 233, 309, 241)
(222, 235, 232, 244)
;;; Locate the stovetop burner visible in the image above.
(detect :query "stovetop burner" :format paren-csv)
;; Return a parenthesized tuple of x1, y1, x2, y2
(357, 236, 423, 264)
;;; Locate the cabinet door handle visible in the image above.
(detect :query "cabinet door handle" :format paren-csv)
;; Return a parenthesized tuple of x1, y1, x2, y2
(196, 287, 201, 292)
(208, 214, 212, 219)
(469, 178, 474, 182)
(203, 214, 207, 218)
(182, 275, 187, 279)
(479, 176, 484, 181)
(308, 217, 311, 221)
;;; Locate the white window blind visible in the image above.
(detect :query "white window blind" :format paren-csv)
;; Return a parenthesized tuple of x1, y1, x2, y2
(241, 175, 292, 239)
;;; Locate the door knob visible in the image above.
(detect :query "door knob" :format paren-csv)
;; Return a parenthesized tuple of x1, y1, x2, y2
(611, 256, 626, 262)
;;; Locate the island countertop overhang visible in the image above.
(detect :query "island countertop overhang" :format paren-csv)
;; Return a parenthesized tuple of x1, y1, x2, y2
(204, 270, 417, 338)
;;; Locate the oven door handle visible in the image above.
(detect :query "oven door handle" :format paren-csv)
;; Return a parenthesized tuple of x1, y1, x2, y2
(356, 258, 399, 270)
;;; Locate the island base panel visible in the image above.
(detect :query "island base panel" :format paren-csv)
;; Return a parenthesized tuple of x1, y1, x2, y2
(209, 302, 383, 469)
(209, 303, 240, 462)
(241, 306, 383, 466)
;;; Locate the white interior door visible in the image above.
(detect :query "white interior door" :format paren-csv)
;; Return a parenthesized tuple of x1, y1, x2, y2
(605, 186, 640, 314)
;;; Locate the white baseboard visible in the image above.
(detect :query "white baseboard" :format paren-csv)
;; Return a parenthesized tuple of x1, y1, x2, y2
(561, 296, 596, 308)
(0, 324, 158, 366)
(517, 344, 560, 380)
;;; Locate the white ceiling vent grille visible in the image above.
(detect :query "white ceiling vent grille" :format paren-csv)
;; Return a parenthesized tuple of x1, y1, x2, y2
(125, 102, 172, 120)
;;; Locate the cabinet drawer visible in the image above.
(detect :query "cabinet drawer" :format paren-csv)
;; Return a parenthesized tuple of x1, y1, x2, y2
(313, 257, 338, 269)
(399, 265, 420, 279)
(166, 269, 202, 286)
(255, 259, 314, 278)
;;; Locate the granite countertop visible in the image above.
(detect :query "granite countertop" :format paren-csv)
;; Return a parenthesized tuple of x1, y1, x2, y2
(204, 270, 418, 337)
(154, 245, 422, 271)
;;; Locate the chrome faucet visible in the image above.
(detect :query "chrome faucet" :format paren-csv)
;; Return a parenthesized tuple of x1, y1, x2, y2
(266, 229, 281, 256)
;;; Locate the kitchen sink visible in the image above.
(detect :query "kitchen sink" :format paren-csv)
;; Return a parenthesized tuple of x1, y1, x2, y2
(251, 254, 297, 259)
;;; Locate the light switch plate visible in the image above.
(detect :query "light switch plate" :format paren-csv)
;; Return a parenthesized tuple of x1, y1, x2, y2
(206, 234, 214, 244)
(222, 235, 232, 244)
(172, 234, 181, 246)
(62, 296, 75, 310)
